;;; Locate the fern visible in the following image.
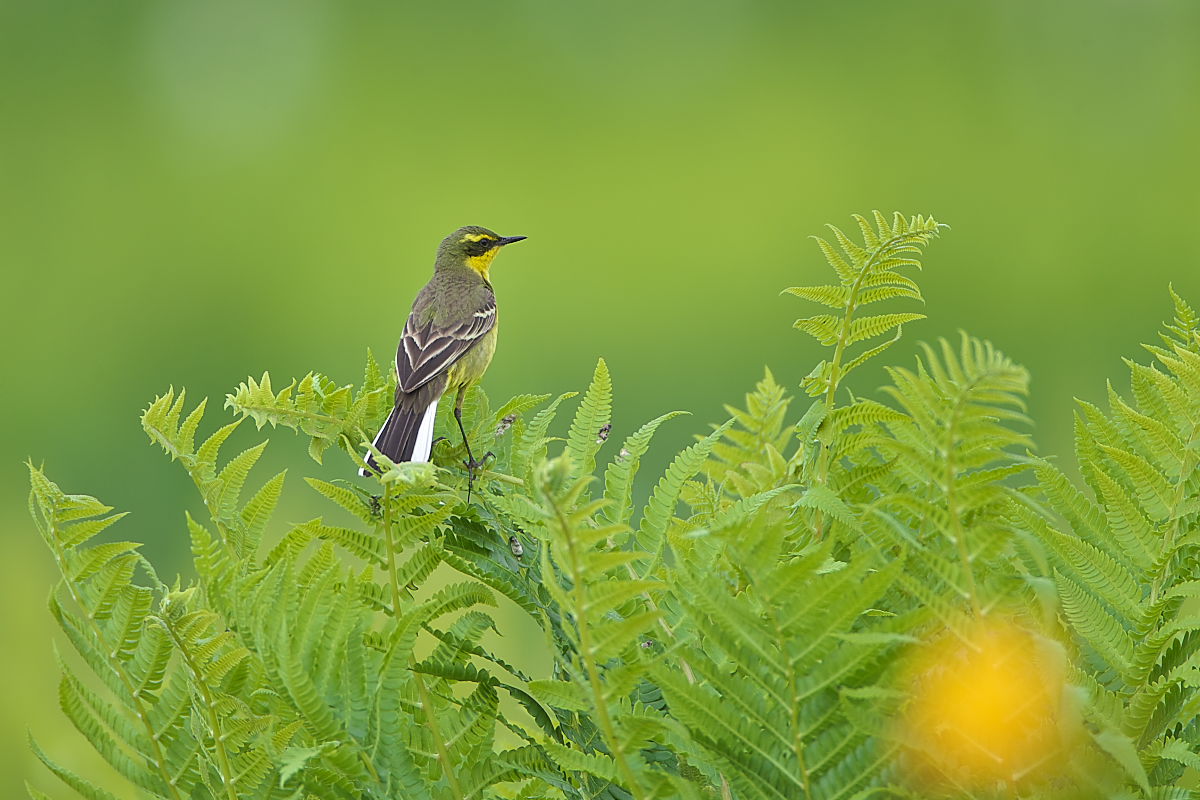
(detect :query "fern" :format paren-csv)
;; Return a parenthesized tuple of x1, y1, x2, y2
(565, 358, 614, 478)
(225, 353, 390, 464)
(27, 213, 1200, 800)
(780, 211, 943, 539)
(602, 410, 687, 526)
(705, 368, 793, 497)
(868, 333, 1033, 615)
(529, 460, 672, 799)
(656, 529, 907, 800)
(787, 211, 941, 401)
(1029, 289, 1200, 796)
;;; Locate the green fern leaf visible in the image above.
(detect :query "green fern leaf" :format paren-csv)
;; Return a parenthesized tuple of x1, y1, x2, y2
(847, 313, 925, 345)
(1162, 283, 1200, 346)
(1092, 727, 1152, 795)
(794, 314, 842, 346)
(239, 469, 285, 559)
(57, 669, 159, 790)
(28, 736, 125, 800)
(25, 782, 53, 800)
(565, 358, 613, 477)
(603, 411, 687, 525)
(192, 420, 241, 478)
(527, 679, 591, 712)
(837, 326, 905, 382)
(1097, 443, 1176, 522)
(855, 284, 924, 305)
(782, 284, 850, 308)
(209, 441, 267, 520)
(793, 485, 857, 528)
(1055, 570, 1136, 678)
(304, 477, 377, 523)
(637, 421, 732, 562)
(512, 391, 578, 482)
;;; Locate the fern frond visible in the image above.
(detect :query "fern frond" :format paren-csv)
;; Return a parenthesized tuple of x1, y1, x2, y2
(225, 355, 390, 464)
(794, 314, 842, 346)
(29, 465, 190, 800)
(1031, 291, 1200, 797)
(793, 213, 942, 542)
(783, 284, 850, 308)
(706, 369, 795, 496)
(603, 411, 688, 525)
(637, 421, 732, 569)
(565, 358, 613, 478)
(873, 333, 1031, 610)
(1162, 283, 1200, 347)
(238, 469, 285, 560)
(28, 736, 124, 800)
(511, 391, 579, 483)
(846, 312, 926, 346)
(659, 530, 904, 800)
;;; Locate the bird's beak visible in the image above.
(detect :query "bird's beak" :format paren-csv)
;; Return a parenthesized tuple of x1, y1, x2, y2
(496, 236, 527, 246)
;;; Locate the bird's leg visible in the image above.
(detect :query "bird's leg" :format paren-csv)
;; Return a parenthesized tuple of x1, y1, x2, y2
(453, 388, 476, 464)
(454, 387, 482, 502)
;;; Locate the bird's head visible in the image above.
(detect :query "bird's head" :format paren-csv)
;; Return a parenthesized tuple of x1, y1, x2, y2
(437, 226, 527, 279)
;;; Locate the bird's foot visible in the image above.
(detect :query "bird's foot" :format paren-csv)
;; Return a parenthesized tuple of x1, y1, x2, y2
(464, 451, 496, 474)
(463, 452, 494, 504)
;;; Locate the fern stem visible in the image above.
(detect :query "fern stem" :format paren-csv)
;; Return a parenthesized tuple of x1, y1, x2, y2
(943, 375, 982, 616)
(413, 669, 466, 800)
(811, 288, 861, 534)
(44, 527, 185, 800)
(1153, 415, 1200, 604)
(614, 548, 698, 684)
(770, 611, 813, 799)
(382, 482, 465, 798)
(143, 419, 195, 468)
(617, 554, 739, 794)
(144, 418, 233, 544)
(380, 483, 403, 616)
(552, 495, 648, 800)
(811, 232, 915, 538)
(476, 469, 525, 487)
(228, 401, 343, 427)
(159, 619, 240, 800)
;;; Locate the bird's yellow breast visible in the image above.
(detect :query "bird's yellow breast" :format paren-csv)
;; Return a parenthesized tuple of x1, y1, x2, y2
(445, 323, 498, 390)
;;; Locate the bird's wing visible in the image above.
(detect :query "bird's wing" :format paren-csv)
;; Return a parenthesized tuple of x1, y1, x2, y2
(396, 294, 496, 393)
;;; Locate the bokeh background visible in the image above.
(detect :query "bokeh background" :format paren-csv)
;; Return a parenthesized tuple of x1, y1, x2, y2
(3, 0, 1199, 794)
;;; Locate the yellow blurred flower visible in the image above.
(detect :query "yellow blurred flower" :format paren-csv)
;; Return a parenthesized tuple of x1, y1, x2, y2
(897, 617, 1083, 796)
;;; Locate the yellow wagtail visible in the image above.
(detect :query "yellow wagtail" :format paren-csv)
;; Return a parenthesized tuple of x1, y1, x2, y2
(361, 226, 526, 487)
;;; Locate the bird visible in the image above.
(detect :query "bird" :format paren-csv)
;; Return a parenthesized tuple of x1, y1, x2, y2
(360, 226, 526, 493)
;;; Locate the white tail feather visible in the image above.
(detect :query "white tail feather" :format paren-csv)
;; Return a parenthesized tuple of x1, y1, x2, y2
(411, 398, 440, 463)
(359, 407, 395, 476)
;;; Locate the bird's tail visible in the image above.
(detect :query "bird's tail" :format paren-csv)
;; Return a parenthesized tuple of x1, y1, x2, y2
(360, 398, 440, 477)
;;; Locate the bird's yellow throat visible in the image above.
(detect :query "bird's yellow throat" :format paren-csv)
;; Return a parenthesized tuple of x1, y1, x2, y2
(466, 248, 499, 279)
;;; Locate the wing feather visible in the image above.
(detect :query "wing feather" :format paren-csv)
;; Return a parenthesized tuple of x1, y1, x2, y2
(396, 295, 496, 392)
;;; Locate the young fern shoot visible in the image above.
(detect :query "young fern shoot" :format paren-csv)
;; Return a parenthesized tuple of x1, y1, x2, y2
(786, 211, 943, 538)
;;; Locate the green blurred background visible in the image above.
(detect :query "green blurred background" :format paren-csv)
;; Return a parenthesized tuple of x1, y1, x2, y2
(3, 0, 1198, 794)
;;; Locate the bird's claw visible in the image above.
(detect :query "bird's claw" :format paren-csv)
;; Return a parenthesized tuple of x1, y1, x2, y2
(462, 451, 495, 505)
(464, 451, 496, 474)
